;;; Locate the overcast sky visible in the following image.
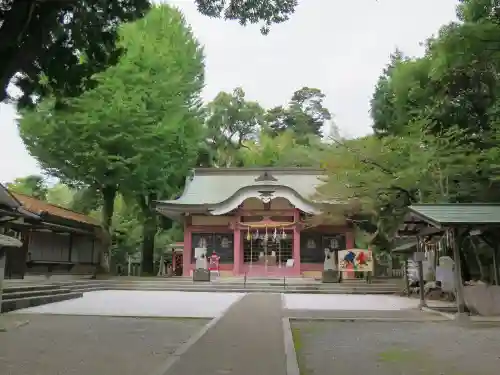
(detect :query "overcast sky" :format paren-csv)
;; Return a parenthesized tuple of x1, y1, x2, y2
(0, 0, 458, 184)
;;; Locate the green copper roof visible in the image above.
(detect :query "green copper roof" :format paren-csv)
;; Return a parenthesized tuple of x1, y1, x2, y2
(408, 204, 500, 226)
(158, 168, 324, 207)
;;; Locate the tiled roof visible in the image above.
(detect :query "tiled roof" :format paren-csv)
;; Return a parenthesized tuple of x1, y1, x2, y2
(11, 192, 100, 227)
(409, 204, 500, 226)
(158, 167, 324, 206)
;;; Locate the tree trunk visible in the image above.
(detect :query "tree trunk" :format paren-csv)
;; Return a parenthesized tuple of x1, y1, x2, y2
(96, 185, 117, 275)
(138, 192, 157, 275)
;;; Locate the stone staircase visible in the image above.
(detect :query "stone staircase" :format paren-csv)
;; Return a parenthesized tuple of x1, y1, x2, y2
(60, 277, 403, 294)
(2, 277, 403, 312)
(1, 283, 83, 313)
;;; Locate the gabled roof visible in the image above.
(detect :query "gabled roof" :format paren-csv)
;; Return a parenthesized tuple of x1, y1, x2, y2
(0, 183, 21, 210)
(157, 168, 324, 210)
(11, 192, 99, 227)
(408, 204, 500, 227)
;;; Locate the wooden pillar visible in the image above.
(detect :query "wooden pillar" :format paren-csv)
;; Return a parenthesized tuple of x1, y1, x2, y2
(451, 228, 468, 319)
(293, 209, 301, 275)
(233, 218, 241, 275)
(492, 244, 500, 286)
(68, 233, 74, 262)
(0, 247, 5, 309)
(183, 216, 192, 277)
(416, 236, 427, 308)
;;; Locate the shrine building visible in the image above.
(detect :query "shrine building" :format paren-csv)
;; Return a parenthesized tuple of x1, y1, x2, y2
(156, 168, 354, 278)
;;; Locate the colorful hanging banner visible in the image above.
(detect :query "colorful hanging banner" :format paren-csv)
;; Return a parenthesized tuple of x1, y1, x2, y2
(338, 249, 373, 272)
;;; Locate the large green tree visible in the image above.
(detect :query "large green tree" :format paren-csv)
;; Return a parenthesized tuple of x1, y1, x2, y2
(0, 0, 151, 106)
(1, 0, 297, 107)
(18, 4, 205, 274)
(195, 0, 298, 34)
(333, 0, 500, 280)
(6, 175, 48, 200)
(204, 87, 263, 167)
(265, 87, 331, 141)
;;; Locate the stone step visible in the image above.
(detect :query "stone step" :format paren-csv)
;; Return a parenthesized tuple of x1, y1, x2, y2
(69, 285, 399, 294)
(1, 292, 83, 313)
(61, 280, 401, 288)
(3, 284, 64, 293)
(2, 288, 73, 300)
(66, 282, 400, 292)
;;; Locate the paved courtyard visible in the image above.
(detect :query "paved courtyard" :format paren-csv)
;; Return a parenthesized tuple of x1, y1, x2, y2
(292, 320, 500, 375)
(1, 291, 498, 375)
(0, 314, 208, 375)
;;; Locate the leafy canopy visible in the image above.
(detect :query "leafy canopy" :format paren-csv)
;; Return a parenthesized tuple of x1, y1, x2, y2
(19, 4, 205, 201)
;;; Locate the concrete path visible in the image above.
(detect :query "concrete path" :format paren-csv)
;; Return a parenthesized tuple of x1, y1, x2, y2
(160, 293, 286, 375)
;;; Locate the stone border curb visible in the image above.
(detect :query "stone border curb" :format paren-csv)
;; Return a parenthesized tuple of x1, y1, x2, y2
(150, 293, 246, 375)
(421, 307, 455, 320)
(282, 317, 300, 375)
(288, 316, 448, 323)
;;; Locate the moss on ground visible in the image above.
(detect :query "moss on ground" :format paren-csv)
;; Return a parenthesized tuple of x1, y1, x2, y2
(291, 326, 311, 375)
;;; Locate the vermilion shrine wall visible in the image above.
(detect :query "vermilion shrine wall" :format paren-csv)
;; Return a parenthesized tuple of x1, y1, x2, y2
(182, 208, 354, 277)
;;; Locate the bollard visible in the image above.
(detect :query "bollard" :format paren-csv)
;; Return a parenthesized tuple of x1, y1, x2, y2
(244, 272, 247, 288)
(283, 276, 286, 289)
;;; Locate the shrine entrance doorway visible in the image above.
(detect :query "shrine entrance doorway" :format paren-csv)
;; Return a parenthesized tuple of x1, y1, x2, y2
(242, 230, 295, 276)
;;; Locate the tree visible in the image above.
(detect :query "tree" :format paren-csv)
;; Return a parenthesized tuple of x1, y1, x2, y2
(317, 122, 483, 250)
(239, 130, 325, 167)
(1, 0, 298, 107)
(18, 4, 205, 274)
(6, 174, 48, 200)
(204, 87, 263, 167)
(343, 0, 500, 280)
(195, 0, 298, 34)
(265, 87, 331, 141)
(0, 0, 151, 106)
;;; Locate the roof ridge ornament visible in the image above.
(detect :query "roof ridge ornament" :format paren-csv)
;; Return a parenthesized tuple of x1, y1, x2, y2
(254, 171, 278, 182)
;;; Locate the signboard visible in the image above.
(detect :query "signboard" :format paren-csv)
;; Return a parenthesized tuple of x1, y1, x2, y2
(338, 249, 373, 272)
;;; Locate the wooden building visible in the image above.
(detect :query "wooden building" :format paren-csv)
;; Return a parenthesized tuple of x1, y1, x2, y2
(2, 192, 102, 279)
(156, 168, 354, 278)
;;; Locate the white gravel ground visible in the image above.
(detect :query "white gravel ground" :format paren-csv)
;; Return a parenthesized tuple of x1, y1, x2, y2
(282, 293, 420, 311)
(12, 290, 246, 317)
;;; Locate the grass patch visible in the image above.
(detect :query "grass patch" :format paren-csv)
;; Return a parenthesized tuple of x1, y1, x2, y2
(291, 326, 311, 375)
(377, 347, 421, 363)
